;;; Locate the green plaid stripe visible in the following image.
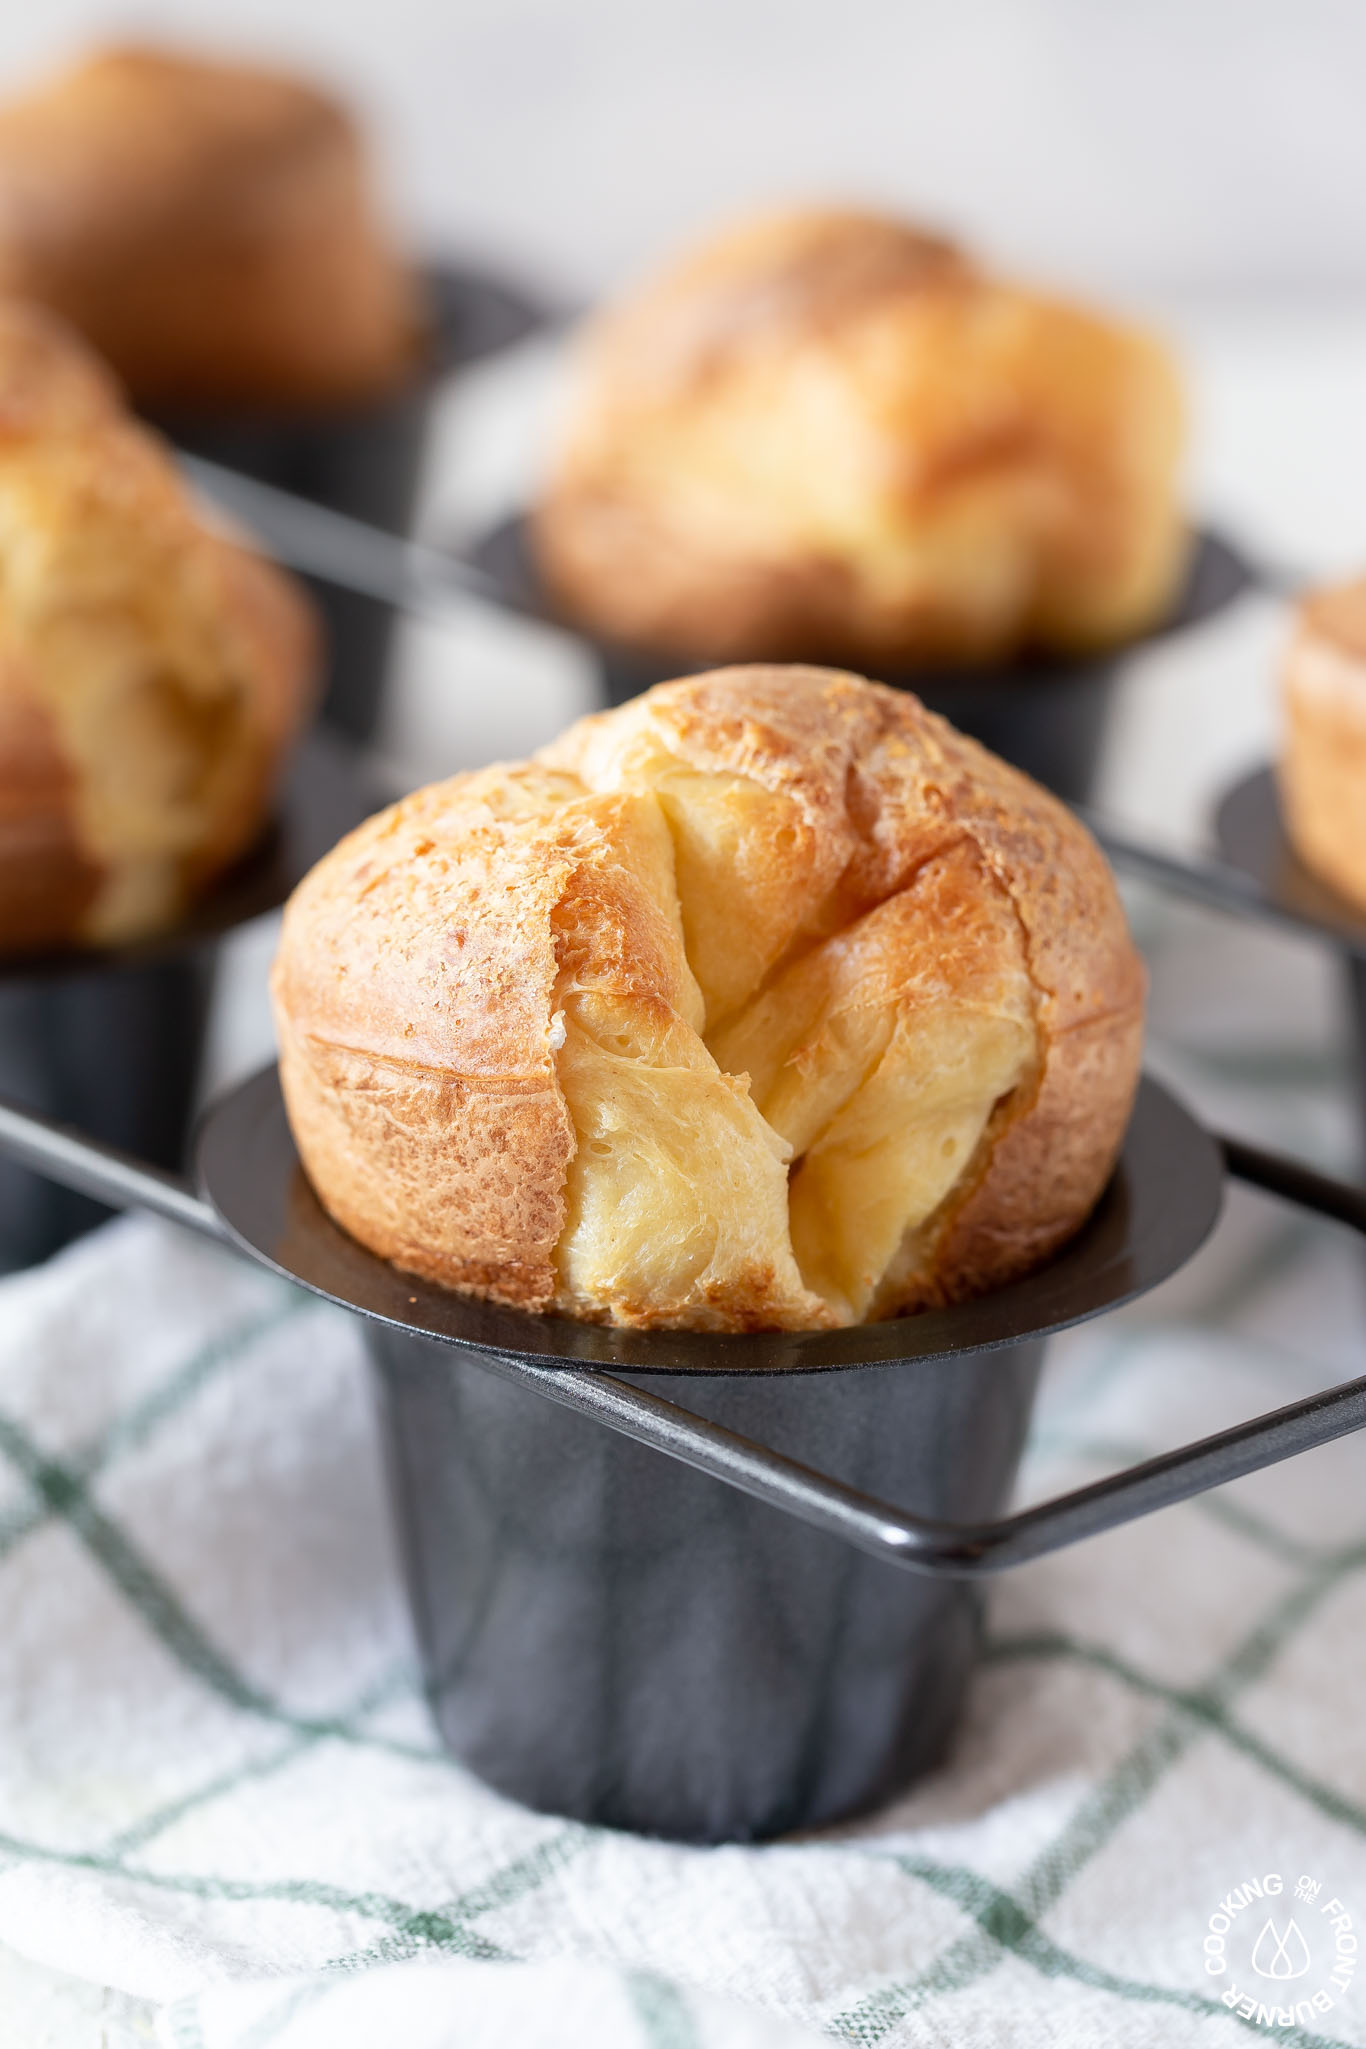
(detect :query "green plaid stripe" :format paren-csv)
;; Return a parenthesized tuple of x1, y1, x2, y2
(166, 2002, 209, 2049)
(0, 1277, 592, 1985)
(626, 1971, 702, 2049)
(826, 1519, 1366, 2044)
(0, 1292, 306, 1559)
(0, 1293, 450, 1769)
(982, 1633, 1366, 1839)
(0, 1400, 448, 1764)
(0, 1819, 566, 1963)
(100, 1658, 420, 1861)
(855, 1861, 1356, 2049)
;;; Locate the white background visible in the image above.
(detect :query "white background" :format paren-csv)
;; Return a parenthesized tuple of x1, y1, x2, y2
(1, 0, 1365, 308)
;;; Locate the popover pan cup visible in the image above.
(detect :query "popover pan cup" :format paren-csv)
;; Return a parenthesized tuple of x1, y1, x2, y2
(198, 1068, 1225, 1843)
(366, 1330, 1044, 1840)
(153, 262, 550, 745)
(460, 519, 1256, 806)
(0, 732, 379, 1273)
(1214, 766, 1366, 1179)
(0, 1066, 1361, 1842)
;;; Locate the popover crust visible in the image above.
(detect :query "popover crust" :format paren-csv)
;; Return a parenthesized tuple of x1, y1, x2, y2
(0, 45, 418, 408)
(273, 667, 1145, 1333)
(1280, 577, 1366, 914)
(0, 298, 317, 953)
(535, 208, 1186, 670)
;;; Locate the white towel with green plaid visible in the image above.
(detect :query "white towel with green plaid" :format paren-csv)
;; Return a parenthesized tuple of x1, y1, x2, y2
(0, 894, 1362, 2049)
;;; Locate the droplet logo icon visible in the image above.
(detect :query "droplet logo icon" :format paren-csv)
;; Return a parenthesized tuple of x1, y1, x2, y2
(1251, 1917, 1312, 1981)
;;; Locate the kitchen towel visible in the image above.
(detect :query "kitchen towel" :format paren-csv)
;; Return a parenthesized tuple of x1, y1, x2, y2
(0, 893, 1362, 2049)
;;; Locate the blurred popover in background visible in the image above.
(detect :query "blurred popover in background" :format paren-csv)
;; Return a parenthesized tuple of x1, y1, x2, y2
(273, 666, 1145, 1334)
(0, 44, 418, 410)
(0, 299, 317, 954)
(535, 207, 1187, 671)
(1280, 575, 1366, 914)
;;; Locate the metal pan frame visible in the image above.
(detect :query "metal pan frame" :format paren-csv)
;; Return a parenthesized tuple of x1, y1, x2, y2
(0, 1066, 1358, 1581)
(1086, 767, 1366, 965)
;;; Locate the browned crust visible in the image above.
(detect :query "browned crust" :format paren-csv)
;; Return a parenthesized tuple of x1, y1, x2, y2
(540, 210, 974, 410)
(273, 780, 582, 1309)
(273, 666, 1145, 1330)
(0, 298, 318, 954)
(534, 207, 1185, 668)
(0, 45, 417, 408)
(166, 526, 320, 906)
(1280, 581, 1366, 914)
(537, 495, 914, 667)
(0, 674, 102, 952)
(1298, 577, 1366, 661)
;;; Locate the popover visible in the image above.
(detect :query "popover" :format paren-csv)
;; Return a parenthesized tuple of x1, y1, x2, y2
(273, 666, 1145, 1332)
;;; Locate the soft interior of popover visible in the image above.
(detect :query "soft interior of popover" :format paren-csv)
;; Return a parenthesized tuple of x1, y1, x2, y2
(0, 435, 257, 941)
(490, 737, 1039, 1331)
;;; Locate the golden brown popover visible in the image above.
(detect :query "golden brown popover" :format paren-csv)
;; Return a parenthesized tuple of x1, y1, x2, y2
(0, 44, 417, 409)
(273, 667, 1145, 1332)
(1280, 576, 1366, 914)
(0, 298, 317, 953)
(534, 208, 1187, 671)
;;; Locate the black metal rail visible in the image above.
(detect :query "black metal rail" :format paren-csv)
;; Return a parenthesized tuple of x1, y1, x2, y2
(1080, 812, 1312, 940)
(0, 1091, 1360, 1581)
(184, 457, 507, 621)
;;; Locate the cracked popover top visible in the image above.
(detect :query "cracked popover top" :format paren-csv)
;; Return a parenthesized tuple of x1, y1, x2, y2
(272, 667, 1145, 1333)
(0, 297, 316, 953)
(535, 208, 1186, 671)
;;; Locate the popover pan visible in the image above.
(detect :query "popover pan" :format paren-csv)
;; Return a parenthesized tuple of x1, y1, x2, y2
(457, 518, 1257, 806)
(1217, 768, 1366, 1182)
(154, 261, 554, 745)
(0, 1068, 1362, 1842)
(1090, 768, 1366, 1179)
(0, 732, 380, 1274)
